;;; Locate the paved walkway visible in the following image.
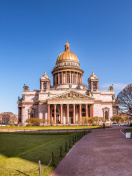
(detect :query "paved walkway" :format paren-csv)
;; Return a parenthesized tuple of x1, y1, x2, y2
(51, 127, 132, 176)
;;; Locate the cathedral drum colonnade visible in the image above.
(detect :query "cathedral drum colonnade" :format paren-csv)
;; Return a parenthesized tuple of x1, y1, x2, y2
(17, 42, 118, 125)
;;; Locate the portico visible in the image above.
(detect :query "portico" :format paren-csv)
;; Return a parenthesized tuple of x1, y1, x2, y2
(47, 103, 94, 124)
(47, 90, 94, 124)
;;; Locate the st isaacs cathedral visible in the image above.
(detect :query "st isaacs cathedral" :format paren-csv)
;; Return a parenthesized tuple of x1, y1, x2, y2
(18, 42, 118, 125)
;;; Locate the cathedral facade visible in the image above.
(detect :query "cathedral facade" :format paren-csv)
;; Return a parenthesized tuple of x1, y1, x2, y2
(17, 42, 118, 125)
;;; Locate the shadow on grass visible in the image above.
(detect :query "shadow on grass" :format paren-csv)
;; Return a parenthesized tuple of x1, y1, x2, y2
(0, 131, 90, 175)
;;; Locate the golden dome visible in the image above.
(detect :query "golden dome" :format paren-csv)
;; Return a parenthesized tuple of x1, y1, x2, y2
(90, 71, 98, 79)
(91, 71, 96, 77)
(43, 71, 49, 78)
(56, 42, 79, 63)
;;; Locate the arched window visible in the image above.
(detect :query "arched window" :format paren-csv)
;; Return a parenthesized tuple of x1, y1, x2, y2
(43, 82, 47, 90)
(105, 111, 108, 120)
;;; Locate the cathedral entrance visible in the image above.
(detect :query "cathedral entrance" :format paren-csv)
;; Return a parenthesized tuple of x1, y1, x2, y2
(69, 111, 73, 124)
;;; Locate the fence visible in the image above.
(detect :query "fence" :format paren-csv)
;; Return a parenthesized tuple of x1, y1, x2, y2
(0, 130, 90, 175)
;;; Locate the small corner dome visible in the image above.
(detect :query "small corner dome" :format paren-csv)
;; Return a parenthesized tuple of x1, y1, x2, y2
(56, 42, 79, 64)
(42, 71, 49, 78)
(89, 72, 98, 79)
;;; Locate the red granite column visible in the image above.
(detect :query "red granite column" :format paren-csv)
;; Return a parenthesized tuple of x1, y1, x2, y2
(90, 104, 94, 117)
(58, 73, 60, 84)
(62, 72, 63, 84)
(55, 74, 56, 85)
(67, 104, 69, 124)
(79, 104, 82, 118)
(73, 104, 75, 124)
(77, 73, 78, 84)
(53, 75, 55, 86)
(70, 71, 71, 83)
(48, 104, 50, 124)
(86, 104, 88, 117)
(60, 104, 63, 124)
(54, 104, 56, 124)
(73, 72, 75, 83)
(66, 71, 67, 84)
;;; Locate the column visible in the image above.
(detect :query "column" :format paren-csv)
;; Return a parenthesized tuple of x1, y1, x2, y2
(62, 72, 63, 84)
(73, 72, 75, 83)
(97, 81, 99, 89)
(90, 104, 94, 117)
(79, 104, 82, 118)
(70, 71, 71, 83)
(53, 75, 55, 86)
(108, 110, 110, 121)
(86, 104, 88, 117)
(55, 74, 56, 85)
(48, 104, 50, 124)
(54, 104, 56, 124)
(65, 72, 67, 83)
(77, 73, 78, 84)
(81, 75, 83, 85)
(18, 107, 21, 123)
(58, 73, 60, 84)
(91, 82, 93, 90)
(67, 104, 69, 124)
(73, 104, 75, 124)
(60, 104, 63, 124)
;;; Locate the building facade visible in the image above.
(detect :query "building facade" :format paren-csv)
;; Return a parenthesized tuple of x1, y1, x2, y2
(17, 42, 118, 125)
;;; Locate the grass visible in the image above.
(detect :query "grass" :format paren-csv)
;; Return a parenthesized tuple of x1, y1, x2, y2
(0, 125, 100, 130)
(0, 131, 88, 176)
(124, 128, 132, 133)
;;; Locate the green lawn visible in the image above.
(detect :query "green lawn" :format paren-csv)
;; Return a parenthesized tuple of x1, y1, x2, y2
(0, 132, 88, 176)
(125, 128, 132, 132)
(0, 125, 100, 130)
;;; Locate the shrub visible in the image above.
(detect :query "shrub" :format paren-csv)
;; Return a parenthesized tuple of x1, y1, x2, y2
(129, 123, 132, 127)
(26, 124, 32, 127)
(25, 118, 41, 126)
(93, 123, 97, 126)
(7, 123, 14, 126)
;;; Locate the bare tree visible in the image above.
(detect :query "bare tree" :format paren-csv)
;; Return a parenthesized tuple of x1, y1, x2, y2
(117, 84, 132, 115)
(0, 112, 17, 124)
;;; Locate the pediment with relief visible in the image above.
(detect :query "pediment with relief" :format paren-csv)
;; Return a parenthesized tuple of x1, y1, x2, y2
(49, 91, 94, 100)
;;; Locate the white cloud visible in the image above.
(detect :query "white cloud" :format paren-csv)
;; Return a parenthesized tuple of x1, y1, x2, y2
(101, 83, 127, 90)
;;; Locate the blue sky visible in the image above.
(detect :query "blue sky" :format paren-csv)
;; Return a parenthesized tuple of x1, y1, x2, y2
(0, 0, 132, 114)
